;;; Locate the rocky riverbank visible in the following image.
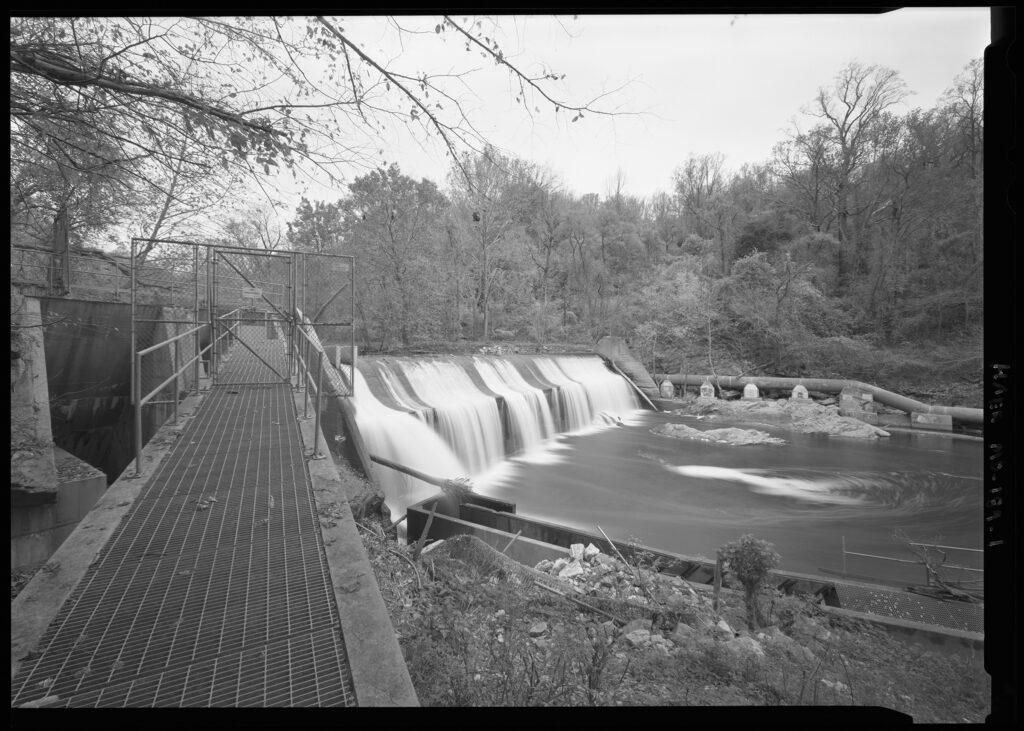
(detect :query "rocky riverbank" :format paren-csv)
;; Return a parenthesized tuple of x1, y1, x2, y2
(358, 520, 989, 718)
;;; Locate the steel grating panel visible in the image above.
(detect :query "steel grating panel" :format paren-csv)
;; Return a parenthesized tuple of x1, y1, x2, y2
(12, 342, 356, 708)
(834, 583, 984, 634)
(216, 324, 291, 385)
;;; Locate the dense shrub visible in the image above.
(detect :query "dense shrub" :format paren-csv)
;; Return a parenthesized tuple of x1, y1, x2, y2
(718, 534, 781, 630)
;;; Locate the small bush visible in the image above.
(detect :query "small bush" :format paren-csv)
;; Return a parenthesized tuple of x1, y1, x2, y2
(718, 534, 781, 630)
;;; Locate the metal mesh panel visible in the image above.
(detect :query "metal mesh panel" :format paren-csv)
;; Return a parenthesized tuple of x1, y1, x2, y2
(134, 241, 205, 310)
(10, 245, 56, 295)
(211, 250, 293, 386)
(131, 241, 207, 451)
(297, 253, 355, 395)
(834, 583, 984, 633)
(11, 245, 132, 301)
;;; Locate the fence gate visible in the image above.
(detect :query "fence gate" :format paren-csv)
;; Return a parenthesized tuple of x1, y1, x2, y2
(130, 239, 356, 472)
(210, 248, 294, 386)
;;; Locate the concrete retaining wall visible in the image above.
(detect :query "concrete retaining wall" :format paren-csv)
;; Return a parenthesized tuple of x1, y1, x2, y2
(11, 448, 107, 571)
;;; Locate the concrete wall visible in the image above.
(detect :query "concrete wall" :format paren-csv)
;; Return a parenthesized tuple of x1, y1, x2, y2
(10, 291, 58, 503)
(39, 298, 180, 482)
(11, 447, 107, 570)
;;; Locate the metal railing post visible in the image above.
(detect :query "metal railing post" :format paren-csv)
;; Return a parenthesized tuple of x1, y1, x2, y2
(302, 332, 311, 418)
(173, 331, 180, 425)
(134, 352, 143, 476)
(211, 251, 218, 380)
(193, 244, 200, 395)
(131, 238, 140, 474)
(351, 256, 357, 397)
(291, 254, 299, 381)
(312, 349, 324, 459)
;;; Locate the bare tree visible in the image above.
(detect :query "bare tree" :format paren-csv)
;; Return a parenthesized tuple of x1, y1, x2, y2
(808, 61, 909, 289)
(10, 16, 625, 247)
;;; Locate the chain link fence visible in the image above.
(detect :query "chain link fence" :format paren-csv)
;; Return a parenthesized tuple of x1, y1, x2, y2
(11, 245, 132, 301)
(296, 253, 355, 395)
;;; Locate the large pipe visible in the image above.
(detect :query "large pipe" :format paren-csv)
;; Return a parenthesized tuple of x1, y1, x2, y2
(655, 374, 983, 426)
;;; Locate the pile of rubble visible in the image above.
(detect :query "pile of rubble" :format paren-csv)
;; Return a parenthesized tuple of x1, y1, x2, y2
(530, 542, 823, 665)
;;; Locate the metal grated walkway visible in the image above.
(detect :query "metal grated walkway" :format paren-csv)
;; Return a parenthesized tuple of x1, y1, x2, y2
(11, 331, 357, 708)
(834, 583, 984, 634)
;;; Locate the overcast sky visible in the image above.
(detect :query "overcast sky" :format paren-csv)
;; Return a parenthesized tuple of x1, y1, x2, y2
(285, 8, 990, 206)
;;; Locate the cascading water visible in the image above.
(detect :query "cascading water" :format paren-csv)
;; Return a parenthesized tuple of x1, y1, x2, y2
(471, 357, 556, 456)
(350, 354, 641, 518)
(392, 359, 505, 475)
(349, 368, 469, 518)
(530, 357, 592, 431)
(555, 356, 640, 421)
(372, 361, 433, 414)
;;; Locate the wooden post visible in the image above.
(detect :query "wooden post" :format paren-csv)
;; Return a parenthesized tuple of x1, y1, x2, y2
(713, 554, 723, 615)
(412, 500, 439, 560)
(500, 530, 523, 555)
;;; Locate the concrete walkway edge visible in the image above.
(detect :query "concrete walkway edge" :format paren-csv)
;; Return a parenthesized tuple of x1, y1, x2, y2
(292, 389, 418, 707)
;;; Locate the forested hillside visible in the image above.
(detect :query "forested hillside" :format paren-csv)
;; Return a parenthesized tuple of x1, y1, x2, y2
(285, 61, 983, 401)
(9, 16, 983, 405)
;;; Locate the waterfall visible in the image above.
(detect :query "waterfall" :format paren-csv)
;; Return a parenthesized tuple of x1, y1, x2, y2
(556, 356, 639, 416)
(351, 354, 640, 518)
(393, 359, 504, 474)
(350, 369, 469, 518)
(530, 357, 593, 431)
(471, 357, 556, 456)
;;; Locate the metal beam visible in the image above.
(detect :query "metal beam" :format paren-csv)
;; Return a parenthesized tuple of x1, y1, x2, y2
(216, 251, 292, 324)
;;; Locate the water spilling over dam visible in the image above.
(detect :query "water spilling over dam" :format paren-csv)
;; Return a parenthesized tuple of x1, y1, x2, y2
(344, 353, 981, 586)
(349, 354, 641, 516)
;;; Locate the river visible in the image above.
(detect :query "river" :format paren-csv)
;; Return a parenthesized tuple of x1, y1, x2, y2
(474, 410, 983, 587)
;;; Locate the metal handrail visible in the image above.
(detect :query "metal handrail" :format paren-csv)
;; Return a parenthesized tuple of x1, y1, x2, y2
(292, 313, 328, 459)
(133, 325, 213, 474)
(841, 536, 984, 589)
(909, 542, 982, 553)
(137, 324, 204, 358)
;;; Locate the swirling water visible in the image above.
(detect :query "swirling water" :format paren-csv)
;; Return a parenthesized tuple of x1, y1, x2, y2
(475, 411, 982, 585)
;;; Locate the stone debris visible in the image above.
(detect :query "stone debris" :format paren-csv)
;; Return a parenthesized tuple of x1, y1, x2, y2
(528, 543, 843, 669)
(669, 623, 695, 644)
(821, 679, 851, 696)
(569, 543, 585, 562)
(557, 560, 585, 579)
(622, 618, 651, 635)
(624, 629, 651, 647)
(714, 619, 735, 639)
(724, 636, 765, 661)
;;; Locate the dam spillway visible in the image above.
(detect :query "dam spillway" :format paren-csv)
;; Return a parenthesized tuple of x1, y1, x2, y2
(348, 354, 642, 517)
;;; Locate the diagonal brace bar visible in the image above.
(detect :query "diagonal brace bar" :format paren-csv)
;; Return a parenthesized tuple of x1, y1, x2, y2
(217, 321, 289, 382)
(218, 252, 293, 324)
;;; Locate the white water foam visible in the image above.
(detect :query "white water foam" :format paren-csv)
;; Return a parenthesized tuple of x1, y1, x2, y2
(667, 465, 867, 506)
(350, 369, 470, 518)
(353, 354, 646, 509)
